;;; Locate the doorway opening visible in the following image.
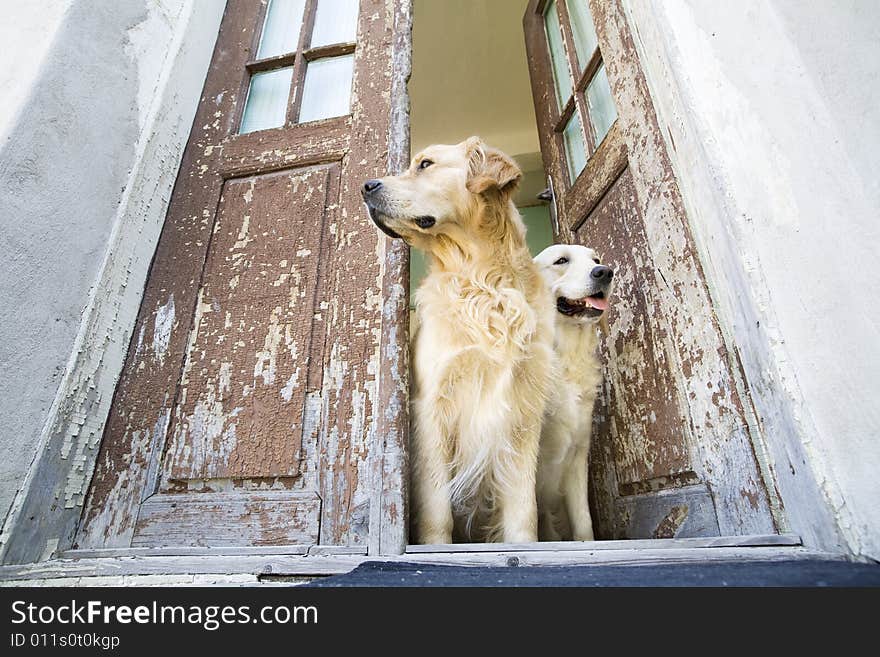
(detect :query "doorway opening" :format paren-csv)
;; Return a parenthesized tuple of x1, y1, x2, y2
(406, 0, 562, 548)
(406, 0, 783, 548)
(408, 0, 553, 303)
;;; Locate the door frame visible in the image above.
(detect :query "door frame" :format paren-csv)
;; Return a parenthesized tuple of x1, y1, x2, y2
(367, 0, 412, 557)
(619, 0, 845, 554)
(6, 0, 824, 570)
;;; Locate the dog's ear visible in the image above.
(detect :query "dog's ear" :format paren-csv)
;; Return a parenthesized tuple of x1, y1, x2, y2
(465, 136, 522, 199)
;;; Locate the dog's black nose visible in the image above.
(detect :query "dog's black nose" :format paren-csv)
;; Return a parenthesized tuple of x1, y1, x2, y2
(590, 265, 614, 281)
(363, 179, 383, 194)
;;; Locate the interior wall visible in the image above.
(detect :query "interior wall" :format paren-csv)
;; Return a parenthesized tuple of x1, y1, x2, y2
(625, 0, 880, 559)
(0, 0, 224, 563)
(410, 0, 538, 157)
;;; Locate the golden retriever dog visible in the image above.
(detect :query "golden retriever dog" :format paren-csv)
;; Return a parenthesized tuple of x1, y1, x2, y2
(533, 244, 614, 541)
(362, 137, 554, 544)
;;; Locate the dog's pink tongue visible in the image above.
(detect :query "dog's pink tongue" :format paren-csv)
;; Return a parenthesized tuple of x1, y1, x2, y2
(583, 296, 608, 311)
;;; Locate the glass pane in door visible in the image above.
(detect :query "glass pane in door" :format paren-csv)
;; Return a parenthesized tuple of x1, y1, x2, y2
(240, 67, 294, 133)
(567, 0, 599, 71)
(257, 0, 307, 59)
(562, 111, 588, 183)
(298, 54, 355, 122)
(311, 0, 359, 47)
(586, 63, 617, 146)
(543, 0, 572, 110)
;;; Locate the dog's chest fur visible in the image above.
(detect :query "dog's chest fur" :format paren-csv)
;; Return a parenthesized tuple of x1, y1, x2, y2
(540, 320, 602, 465)
(412, 263, 554, 474)
(414, 266, 550, 365)
(555, 321, 602, 403)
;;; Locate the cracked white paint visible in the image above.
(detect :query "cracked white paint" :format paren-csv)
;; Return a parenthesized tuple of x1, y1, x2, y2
(184, 383, 242, 475)
(280, 370, 300, 403)
(242, 179, 256, 204)
(152, 294, 175, 362)
(134, 323, 147, 360)
(232, 214, 253, 250)
(253, 306, 284, 386)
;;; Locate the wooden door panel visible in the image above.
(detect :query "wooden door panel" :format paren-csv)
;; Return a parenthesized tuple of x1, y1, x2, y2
(576, 167, 692, 488)
(163, 164, 337, 486)
(525, 0, 777, 538)
(131, 491, 321, 547)
(76, 0, 411, 553)
(616, 485, 720, 539)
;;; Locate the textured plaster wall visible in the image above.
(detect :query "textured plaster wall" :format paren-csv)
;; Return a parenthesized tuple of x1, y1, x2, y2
(625, 0, 880, 559)
(0, 0, 74, 144)
(0, 0, 225, 563)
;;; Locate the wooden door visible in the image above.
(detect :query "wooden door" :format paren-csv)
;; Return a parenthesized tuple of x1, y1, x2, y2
(525, 0, 778, 539)
(75, 0, 411, 553)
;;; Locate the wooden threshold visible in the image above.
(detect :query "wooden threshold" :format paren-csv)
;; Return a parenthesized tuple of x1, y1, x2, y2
(405, 534, 802, 554)
(59, 544, 366, 560)
(0, 534, 851, 585)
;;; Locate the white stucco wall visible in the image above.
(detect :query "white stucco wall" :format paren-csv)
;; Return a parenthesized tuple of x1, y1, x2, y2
(626, 0, 880, 558)
(0, 0, 74, 144)
(0, 0, 225, 562)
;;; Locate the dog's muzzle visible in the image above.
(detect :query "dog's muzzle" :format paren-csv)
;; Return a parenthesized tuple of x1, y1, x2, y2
(557, 265, 614, 318)
(556, 295, 605, 318)
(362, 179, 402, 239)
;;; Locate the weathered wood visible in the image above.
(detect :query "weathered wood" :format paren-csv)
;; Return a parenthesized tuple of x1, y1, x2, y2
(218, 120, 350, 177)
(75, 0, 412, 554)
(76, 1, 266, 550)
(587, 169, 693, 487)
(161, 164, 338, 486)
(593, 0, 778, 535)
(61, 546, 312, 559)
(286, 0, 320, 123)
(0, 543, 842, 582)
(306, 545, 368, 556)
(407, 534, 802, 554)
(614, 484, 720, 539)
(367, 0, 413, 557)
(0, 574, 265, 588)
(524, 0, 778, 539)
(312, 0, 410, 547)
(568, 121, 628, 230)
(131, 492, 321, 547)
(61, 534, 800, 558)
(303, 42, 357, 62)
(524, 0, 568, 244)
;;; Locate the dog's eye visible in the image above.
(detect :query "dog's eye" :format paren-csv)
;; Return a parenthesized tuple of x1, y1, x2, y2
(553, 257, 569, 265)
(418, 159, 434, 170)
(592, 258, 600, 264)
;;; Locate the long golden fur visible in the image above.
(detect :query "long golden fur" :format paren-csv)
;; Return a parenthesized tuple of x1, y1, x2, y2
(362, 137, 554, 543)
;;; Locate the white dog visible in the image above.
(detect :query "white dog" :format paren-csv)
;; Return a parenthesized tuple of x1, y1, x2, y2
(534, 244, 614, 541)
(362, 138, 554, 543)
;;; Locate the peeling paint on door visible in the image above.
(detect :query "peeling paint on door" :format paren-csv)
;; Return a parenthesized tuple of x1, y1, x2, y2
(525, 0, 777, 539)
(76, 0, 411, 551)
